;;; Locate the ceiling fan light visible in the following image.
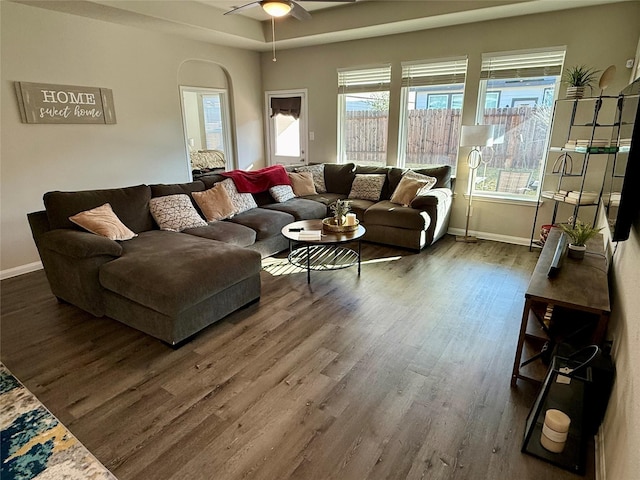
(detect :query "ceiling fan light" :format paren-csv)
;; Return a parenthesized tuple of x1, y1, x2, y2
(262, 1, 292, 17)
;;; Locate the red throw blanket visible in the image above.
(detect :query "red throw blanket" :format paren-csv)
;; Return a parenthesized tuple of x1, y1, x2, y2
(220, 165, 291, 193)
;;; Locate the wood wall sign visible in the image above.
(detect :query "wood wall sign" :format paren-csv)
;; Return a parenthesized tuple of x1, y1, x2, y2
(15, 82, 116, 124)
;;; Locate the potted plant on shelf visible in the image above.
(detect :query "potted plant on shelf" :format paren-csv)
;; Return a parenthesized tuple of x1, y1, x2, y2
(563, 65, 600, 100)
(559, 219, 602, 259)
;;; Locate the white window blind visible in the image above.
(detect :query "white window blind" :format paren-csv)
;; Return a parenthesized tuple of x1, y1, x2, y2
(401, 57, 468, 87)
(481, 48, 566, 79)
(337, 65, 391, 93)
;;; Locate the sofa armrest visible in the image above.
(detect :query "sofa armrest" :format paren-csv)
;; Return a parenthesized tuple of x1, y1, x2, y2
(409, 188, 452, 209)
(40, 229, 123, 259)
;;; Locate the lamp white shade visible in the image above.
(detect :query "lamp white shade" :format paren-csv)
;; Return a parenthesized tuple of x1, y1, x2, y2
(460, 125, 494, 147)
(262, 1, 292, 17)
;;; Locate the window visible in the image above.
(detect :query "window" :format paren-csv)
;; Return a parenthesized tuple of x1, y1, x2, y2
(474, 48, 565, 198)
(337, 65, 391, 166)
(398, 57, 468, 171)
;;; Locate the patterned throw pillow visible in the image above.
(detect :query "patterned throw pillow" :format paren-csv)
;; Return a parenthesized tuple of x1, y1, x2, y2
(295, 164, 326, 193)
(403, 170, 438, 188)
(192, 183, 236, 221)
(288, 172, 317, 196)
(220, 178, 258, 214)
(69, 203, 137, 241)
(348, 174, 386, 201)
(149, 194, 207, 232)
(269, 185, 296, 203)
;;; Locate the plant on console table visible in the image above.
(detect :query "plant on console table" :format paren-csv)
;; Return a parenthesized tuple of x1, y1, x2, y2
(559, 219, 602, 259)
(330, 199, 352, 226)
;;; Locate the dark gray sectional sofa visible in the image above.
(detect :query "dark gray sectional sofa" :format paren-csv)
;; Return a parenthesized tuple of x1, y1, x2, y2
(28, 162, 452, 345)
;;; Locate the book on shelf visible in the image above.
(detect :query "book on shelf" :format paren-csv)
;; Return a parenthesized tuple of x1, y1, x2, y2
(567, 191, 598, 201)
(563, 196, 598, 205)
(298, 230, 322, 241)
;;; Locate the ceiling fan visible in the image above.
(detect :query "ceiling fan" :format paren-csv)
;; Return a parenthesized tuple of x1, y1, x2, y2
(224, 0, 356, 21)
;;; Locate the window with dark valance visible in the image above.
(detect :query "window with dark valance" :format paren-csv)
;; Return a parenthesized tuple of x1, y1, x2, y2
(270, 97, 301, 119)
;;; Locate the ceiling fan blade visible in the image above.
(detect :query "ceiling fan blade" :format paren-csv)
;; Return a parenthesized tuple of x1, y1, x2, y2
(290, 1, 312, 20)
(224, 1, 261, 15)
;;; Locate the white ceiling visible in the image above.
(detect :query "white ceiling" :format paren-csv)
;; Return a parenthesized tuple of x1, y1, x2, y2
(11, 0, 627, 52)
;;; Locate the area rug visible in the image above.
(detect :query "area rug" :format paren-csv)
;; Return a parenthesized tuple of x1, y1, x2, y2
(0, 363, 117, 479)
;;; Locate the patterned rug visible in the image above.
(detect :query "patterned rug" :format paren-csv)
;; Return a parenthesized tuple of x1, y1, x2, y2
(0, 363, 117, 479)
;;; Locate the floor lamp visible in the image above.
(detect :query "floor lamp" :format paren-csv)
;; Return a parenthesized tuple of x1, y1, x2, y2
(456, 125, 494, 243)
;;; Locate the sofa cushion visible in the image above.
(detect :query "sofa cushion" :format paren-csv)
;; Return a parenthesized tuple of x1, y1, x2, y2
(149, 195, 207, 232)
(261, 198, 327, 221)
(386, 167, 408, 194)
(69, 203, 137, 241)
(150, 181, 206, 200)
(288, 172, 317, 196)
(413, 165, 452, 189)
(348, 174, 386, 201)
(295, 164, 326, 193)
(301, 193, 347, 206)
(183, 221, 256, 247)
(220, 178, 258, 214)
(44, 184, 153, 233)
(269, 185, 296, 203)
(346, 199, 376, 220)
(324, 163, 356, 195)
(192, 184, 236, 221)
(199, 174, 227, 189)
(99, 231, 260, 317)
(228, 208, 294, 241)
(364, 200, 431, 230)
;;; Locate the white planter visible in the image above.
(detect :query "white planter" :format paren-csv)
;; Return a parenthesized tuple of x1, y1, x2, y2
(568, 243, 587, 259)
(566, 86, 586, 100)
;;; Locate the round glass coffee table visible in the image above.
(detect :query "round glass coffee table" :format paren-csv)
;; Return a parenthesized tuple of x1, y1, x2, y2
(281, 219, 366, 284)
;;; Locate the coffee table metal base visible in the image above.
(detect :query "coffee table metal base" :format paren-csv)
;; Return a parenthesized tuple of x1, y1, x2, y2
(288, 243, 361, 284)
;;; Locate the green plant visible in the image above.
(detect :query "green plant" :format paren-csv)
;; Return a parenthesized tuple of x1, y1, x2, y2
(562, 65, 600, 87)
(558, 219, 602, 246)
(330, 199, 351, 219)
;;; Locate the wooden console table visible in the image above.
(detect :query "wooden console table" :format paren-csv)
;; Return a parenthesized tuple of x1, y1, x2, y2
(511, 228, 610, 387)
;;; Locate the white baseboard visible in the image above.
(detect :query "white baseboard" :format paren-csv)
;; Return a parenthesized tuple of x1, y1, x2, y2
(596, 426, 606, 480)
(0, 261, 43, 281)
(447, 228, 531, 246)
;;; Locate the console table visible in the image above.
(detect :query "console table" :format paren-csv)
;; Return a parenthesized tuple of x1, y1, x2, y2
(511, 228, 610, 387)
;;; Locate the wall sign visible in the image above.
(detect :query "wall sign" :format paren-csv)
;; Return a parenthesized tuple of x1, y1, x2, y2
(15, 82, 116, 124)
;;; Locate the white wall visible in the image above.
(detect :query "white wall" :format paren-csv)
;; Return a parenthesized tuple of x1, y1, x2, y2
(260, 2, 640, 243)
(0, 1, 264, 273)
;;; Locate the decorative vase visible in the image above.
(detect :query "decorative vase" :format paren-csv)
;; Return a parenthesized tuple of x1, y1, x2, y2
(566, 86, 586, 100)
(567, 243, 586, 259)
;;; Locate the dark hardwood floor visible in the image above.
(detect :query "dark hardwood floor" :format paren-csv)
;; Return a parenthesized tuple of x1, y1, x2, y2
(1, 235, 594, 479)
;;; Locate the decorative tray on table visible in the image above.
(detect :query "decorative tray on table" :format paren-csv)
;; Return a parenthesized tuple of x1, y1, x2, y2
(322, 217, 359, 233)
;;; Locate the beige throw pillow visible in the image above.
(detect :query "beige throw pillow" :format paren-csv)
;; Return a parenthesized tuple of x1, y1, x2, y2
(295, 164, 326, 193)
(192, 184, 236, 221)
(288, 172, 317, 196)
(390, 173, 437, 207)
(69, 203, 137, 241)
